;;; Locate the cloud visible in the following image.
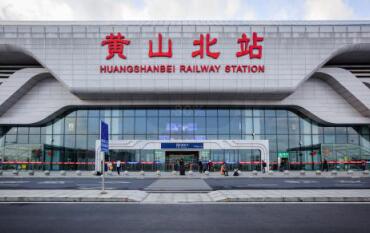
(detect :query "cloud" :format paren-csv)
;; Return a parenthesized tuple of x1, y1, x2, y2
(304, 0, 354, 20)
(0, 0, 74, 20)
(0, 0, 255, 20)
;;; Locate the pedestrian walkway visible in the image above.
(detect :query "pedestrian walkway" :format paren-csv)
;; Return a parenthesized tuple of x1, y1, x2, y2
(144, 179, 212, 192)
(1, 170, 369, 178)
(1, 189, 370, 203)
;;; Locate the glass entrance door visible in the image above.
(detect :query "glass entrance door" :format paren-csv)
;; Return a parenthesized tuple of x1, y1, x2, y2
(165, 151, 199, 171)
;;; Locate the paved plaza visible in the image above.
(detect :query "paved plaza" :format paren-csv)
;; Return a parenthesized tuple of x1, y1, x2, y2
(1, 189, 370, 203)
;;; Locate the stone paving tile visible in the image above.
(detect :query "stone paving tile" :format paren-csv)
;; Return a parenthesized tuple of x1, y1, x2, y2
(1, 189, 370, 203)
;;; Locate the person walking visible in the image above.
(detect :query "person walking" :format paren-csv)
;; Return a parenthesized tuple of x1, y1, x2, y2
(323, 159, 328, 172)
(262, 160, 267, 173)
(207, 160, 213, 172)
(224, 162, 229, 176)
(116, 160, 121, 175)
(198, 160, 203, 173)
(179, 159, 185, 175)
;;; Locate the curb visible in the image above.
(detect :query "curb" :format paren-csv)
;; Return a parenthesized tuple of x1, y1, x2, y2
(0, 197, 138, 202)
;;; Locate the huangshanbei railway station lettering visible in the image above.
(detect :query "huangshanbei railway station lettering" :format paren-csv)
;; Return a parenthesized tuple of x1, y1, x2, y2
(99, 32, 265, 75)
(100, 64, 265, 74)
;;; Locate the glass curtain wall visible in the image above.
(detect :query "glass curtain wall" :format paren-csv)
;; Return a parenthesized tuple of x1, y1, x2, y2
(0, 108, 370, 171)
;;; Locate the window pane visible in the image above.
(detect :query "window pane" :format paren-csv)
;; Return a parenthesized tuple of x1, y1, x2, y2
(123, 110, 134, 117)
(218, 117, 230, 134)
(29, 127, 41, 134)
(123, 117, 134, 134)
(76, 118, 88, 134)
(230, 117, 242, 134)
(65, 118, 76, 134)
(17, 135, 28, 144)
(242, 118, 253, 134)
(147, 117, 158, 134)
(65, 135, 75, 148)
(206, 117, 217, 134)
(300, 118, 311, 134)
(277, 117, 288, 134)
(170, 117, 182, 134)
(18, 127, 29, 134)
(135, 109, 146, 117)
(159, 117, 170, 134)
(77, 110, 88, 117)
(88, 118, 100, 134)
(135, 117, 146, 134)
(194, 117, 206, 134)
(183, 117, 194, 134)
(253, 118, 264, 134)
(288, 117, 299, 134)
(88, 135, 99, 150)
(277, 135, 288, 151)
(53, 119, 64, 134)
(76, 135, 87, 149)
(265, 117, 276, 134)
(111, 118, 122, 134)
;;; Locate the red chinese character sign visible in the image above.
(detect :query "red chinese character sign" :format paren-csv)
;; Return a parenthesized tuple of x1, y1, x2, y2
(101, 33, 130, 60)
(192, 33, 220, 59)
(236, 32, 264, 59)
(149, 33, 172, 58)
(100, 31, 265, 75)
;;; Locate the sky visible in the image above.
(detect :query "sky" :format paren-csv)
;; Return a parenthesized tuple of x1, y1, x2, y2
(0, 0, 369, 21)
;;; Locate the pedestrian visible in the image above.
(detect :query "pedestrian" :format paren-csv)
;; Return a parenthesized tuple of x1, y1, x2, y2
(362, 160, 367, 171)
(262, 160, 267, 173)
(174, 160, 179, 171)
(323, 159, 328, 172)
(224, 162, 229, 176)
(207, 160, 213, 172)
(116, 160, 121, 175)
(198, 160, 203, 173)
(108, 161, 113, 171)
(233, 169, 239, 176)
(179, 159, 185, 175)
(220, 163, 225, 175)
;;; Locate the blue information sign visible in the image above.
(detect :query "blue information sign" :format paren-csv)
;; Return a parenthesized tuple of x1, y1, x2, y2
(100, 120, 109, 153)
(161, 143, 203, 149)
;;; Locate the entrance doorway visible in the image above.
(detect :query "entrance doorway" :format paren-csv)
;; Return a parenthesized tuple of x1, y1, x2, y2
(165, 151, 199, 171)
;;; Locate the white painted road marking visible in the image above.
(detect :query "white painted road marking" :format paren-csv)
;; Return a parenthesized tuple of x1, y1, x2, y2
(38, 181, 66, 184)
(0, 181, 30, 184)
(284, 180, 319, 184)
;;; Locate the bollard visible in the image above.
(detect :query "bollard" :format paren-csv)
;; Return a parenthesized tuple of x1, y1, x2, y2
(300, 170, 305, 176)
(252, 170, 258, 176)
(156, 170, 161, 176)
(315, 170, 321, 176)
(140, 170, 145, 176)
(60, 170, 66, 176)
(124, 170, 129, 176)
(283, 170, 289, 176)
(204, 170, 210, 176)
(75, 170, 82, 176)
(44, 170, 50, 176)
(331, 170, 338, 176)
(188, 170, 193, 176)
(347, 170, 354, 175)
(268, 170, 273, 176)
(172, 170, 177, 176)
(28, 170, 34, 176)
(13, 170, 19, 176)
(363, 170, 369, 176)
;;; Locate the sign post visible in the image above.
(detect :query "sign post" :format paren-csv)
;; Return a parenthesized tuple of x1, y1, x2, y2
(100, 120, 109, 194)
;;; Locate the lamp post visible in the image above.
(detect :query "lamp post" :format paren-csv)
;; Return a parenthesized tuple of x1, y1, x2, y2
(299, 141, 303, 170)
